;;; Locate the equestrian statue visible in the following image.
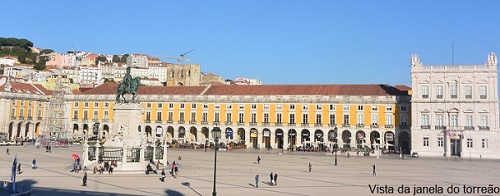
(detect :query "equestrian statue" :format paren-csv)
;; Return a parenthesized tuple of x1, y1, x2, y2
(116, 67, 141, 103)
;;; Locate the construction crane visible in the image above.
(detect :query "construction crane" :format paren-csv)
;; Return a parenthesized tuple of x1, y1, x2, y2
(151, 49, 195, 64)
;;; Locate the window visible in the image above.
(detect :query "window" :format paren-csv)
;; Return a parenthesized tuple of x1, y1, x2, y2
(191, 112, 196, 122)
(386, 105, 392, 111)
(466, 115, 473, 127)
(202, 112, 207, 122)
(214, 112, 220, 122)
(423, 137, 429, 146)
(93, 111, 98, 120)
(450, 84, 458, 99)
(20, 101, 24, 106)
(357, 105, 364, 111)
(465, 86, 472, 99)
(343, 114, 349, 125)
(264, 104, 269, 110)
(290, 104, 295, 110)
(357, 114, 363, 125)
(37, 109, 42, 118)
(215, 104, 220, 109)
(302, 114, 308, 124)
(227, 104, 232, 109)
(74, 102, 79, 107)
(371, 114, 378, 126)
(168, 112, 173, 121)
(436, 114, 444, 127)
(105, 103, 109, 107)
(371, 105, 378, 111)
(169, 103, 174, 108)
(179, 112, 185, 122)
(480, 115, 488, 127)
(422, 114, 429, 126)
(316, 114, 321, 125)
(202, 104, 208, 109)
(27, 109, 32, 117)
(180, 104, 185, 109)
(19, 109, 24, 118)
(11, 109, 15, 118)
(276, 113, 282, 124)
(422, 85, 429, 98)
(146, 103, 151, 108)
(238, 113, 244, 123)
(84, 102, 89, 107)
(104, 111, 109, 120)
(191, 104, 197, 109)
(302, 105, 308, 110)
(264, 113, 269, 123)
(146, 112, 151, 121)
(343, 105, 349, 111)
(329, 104, 335, 110)
(157, 112, 162, 121)
(467, 138, 473, 148)
(385, 114, 392, 125)
(289, 113, 296, 124)
(479, 86, 487, 99)
(329, 114, 336, 125)
(226, 113, 232, 122)
(251, 113, 257, 123)
(401, 105, 407, 111)
(239, 104, 244, 109)
(451, 114, 458, 127)
(438, 137, 444, 147)
(251, 104, 257, 109)
(94, 103, 99, 107)
(482, 139, 488, 148)
(73, 110, 78, 119)
(83, 110, 88, 120)
(316, 105, 322, 110)
(277, 104, 282, 110)
(436, 85, 443, 99)
(158, 103, 162, 108)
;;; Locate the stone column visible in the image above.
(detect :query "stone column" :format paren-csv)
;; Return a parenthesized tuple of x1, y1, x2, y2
(82, 141, 90, 167)
(257, 130, 263, 149)
(95, 143, 101, 164)
(140, 145, 146, 162)
(163, 143, 168, 166)
(270, 131, 275, 149)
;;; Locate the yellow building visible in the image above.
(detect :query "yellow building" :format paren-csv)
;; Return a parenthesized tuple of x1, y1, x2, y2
(66, 83, 411, 151)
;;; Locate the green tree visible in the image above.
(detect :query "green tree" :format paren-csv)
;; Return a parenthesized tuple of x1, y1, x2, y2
(112, 55, 121, 62)
(95, 55, 107, 65)
(40, 49, 54, 54)
(104, 78, 116, 83)
(120, 54, 129, 62)
(33, 61, 46, 70)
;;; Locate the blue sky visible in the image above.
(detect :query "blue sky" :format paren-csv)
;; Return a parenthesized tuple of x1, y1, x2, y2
(2, 1, 499, 86)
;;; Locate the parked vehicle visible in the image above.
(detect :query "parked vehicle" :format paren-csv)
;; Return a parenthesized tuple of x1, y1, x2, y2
(411, 152, 419, 158)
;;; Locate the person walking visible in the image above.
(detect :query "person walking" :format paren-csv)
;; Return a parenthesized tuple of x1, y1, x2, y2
(270, 172, 274, 185)
(32, 158, 37, 169)
(257, 156, 261, 164)
(18, 163, 22, 174)
(372, 164, 376, 176)
(82, 171, 88, 187)
(255, 174, 259, 188)
(6, 148, 9, 155)
(109, 164, 114, 174)
(308, 163, 312, 173)
(160, 169, 166, 182)
(274, 173, 278, 186)
(171, 161, 176, 176)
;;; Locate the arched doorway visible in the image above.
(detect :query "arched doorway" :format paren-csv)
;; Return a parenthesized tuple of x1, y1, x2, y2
(189, 126, 197, 143)
(328, 129, 338, 150)
(167, 126, 174, 143)
(275, 129, 284, 149)
(238, 128, 245, 143)
(314, 129, 324, 151)
(35, 122, 41, 138)
(102, 124, 110, 140)
(178, 126, 186, 143)
(398, 131, 410, 154)
(384, 131, 395, 151)
(24, 123, 31, 140)
(16, 122, 22, 139)
(155, 126, 163, 142)
(225, 128, 234, 142)
(73, 124, 79, 136)
(202, 127, 209, 144)
(262, 128, 271, 149)
(145, 125, 152, 137)
(356, 130, 366, 150)
(301, 129, 310, 145)
(342, 130, 351, 149)
(250, 128, 258, 149)
(288, 129, 297, 151)
(83, 124, 89, 138)
(370, 131, 380, 150)
(8, 122, 14, 139)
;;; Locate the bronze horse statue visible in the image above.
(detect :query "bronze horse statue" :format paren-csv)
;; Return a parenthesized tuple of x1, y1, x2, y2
(116, 77, 140, 103)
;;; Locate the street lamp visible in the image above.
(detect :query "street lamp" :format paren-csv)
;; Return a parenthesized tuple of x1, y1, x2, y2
(333, 127, 338, 166)
(211, 125, 221, 196)
(93, 122, 100, 141)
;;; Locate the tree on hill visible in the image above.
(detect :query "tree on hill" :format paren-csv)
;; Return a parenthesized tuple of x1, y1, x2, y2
(0, 37, 33, 52)
(120, 54, 129, 62)
(95, 55, 107, 65)
(40, 49, 54, 54)
(112, 55, 121, 62)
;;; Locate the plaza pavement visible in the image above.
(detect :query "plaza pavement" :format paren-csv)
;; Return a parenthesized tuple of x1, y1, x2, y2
(0, 145, 499, 196)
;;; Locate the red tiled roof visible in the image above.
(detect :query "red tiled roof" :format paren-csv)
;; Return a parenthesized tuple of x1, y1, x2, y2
(0, 82, 50, 95)
(83, 83, 408, 96)
(394, 85, 411, 92)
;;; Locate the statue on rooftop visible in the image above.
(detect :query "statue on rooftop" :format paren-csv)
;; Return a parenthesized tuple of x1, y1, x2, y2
(116, 67, 141, 103)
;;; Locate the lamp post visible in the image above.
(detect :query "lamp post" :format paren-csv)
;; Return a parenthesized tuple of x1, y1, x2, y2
(211, 125, 221, 196)
(333, 127, 338, 166)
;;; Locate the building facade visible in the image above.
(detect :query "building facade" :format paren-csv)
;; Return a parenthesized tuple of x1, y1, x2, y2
(410, 52, 500, 158)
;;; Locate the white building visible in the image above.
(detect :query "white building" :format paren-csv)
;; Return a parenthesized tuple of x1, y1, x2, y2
(126, 54, 148, 68)
(79, 65, 102, 85)
(410, 52, 500, 158)
(0, 57, 15, 66)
